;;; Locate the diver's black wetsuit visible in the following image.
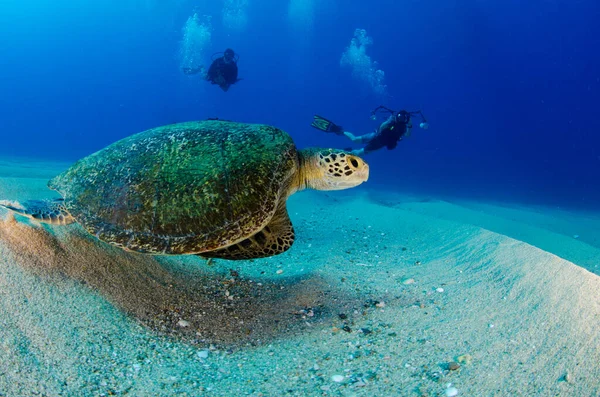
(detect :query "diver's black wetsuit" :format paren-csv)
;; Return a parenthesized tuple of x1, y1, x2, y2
(363, 115, 409, 152)
(207, 57, 238, 91)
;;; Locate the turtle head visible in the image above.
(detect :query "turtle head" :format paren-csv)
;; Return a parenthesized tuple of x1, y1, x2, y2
(295, 148, 369, 192)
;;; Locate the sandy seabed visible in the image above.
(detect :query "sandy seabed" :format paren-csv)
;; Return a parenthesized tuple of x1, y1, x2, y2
(0, 158, 599, 397)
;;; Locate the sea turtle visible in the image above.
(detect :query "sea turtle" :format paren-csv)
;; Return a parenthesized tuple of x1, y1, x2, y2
(1, 120, 369, 260)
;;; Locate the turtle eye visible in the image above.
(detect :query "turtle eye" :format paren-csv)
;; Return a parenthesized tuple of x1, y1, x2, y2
(347, 156, 360, 168)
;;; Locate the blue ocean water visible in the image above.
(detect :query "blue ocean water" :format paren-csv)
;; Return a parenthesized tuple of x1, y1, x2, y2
(0, 0, 598, 209)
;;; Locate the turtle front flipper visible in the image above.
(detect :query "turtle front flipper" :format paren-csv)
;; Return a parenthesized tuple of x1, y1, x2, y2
(0, 199, 75, 225)
(200, 203, 295, 260)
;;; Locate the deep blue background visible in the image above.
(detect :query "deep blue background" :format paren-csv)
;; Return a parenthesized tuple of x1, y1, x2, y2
(1, 0, 598, 208)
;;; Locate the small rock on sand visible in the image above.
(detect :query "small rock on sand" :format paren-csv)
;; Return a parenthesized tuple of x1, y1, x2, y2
(331, 374, 344, 383)
(177, 320, 190, 327)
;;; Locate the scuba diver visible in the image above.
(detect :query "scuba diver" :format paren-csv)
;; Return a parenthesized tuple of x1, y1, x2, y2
(311, 106, 429, 155)
(182, 48, 241, 92)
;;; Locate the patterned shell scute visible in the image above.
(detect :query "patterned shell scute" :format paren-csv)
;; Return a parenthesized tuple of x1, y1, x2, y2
(48, 120, 298, 254)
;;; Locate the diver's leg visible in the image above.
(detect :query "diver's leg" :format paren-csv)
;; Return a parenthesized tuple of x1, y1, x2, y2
(183, 66, 204, 75)
(344, 131, 376, 144)
(350, 148, 366, 156)
(198, 66, 207, 79)
(343, 131, 358, 141)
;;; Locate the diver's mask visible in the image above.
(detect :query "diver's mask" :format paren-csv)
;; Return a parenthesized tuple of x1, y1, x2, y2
(370, 105, 429, 130)
(396, 110, 410, 124)
(223, 49, 235, 63)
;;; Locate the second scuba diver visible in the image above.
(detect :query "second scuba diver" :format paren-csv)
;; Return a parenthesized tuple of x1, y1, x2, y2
(182, 48, 241, 92)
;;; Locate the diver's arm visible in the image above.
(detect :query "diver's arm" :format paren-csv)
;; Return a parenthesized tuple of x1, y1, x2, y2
(404, 123, 412, 138)
(206, 60, 219, 79)
(378, 116, 395, 134)
(232, 63, 239, 81)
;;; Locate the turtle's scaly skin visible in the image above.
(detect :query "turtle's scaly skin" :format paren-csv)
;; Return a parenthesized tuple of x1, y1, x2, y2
(49, 120, 298, 254)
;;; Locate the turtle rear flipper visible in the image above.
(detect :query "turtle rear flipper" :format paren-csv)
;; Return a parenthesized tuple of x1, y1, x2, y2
(200, 203, 295, 260)
(0, 199, 75, 225)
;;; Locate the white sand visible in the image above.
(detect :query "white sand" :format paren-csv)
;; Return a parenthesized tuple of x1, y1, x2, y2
(1, 162, 599, 397)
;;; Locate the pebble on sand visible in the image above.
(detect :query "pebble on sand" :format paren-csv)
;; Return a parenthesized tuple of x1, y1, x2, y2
(448, 361, 460, 371)
(177, 320, 190, 327)
(331, 374, 344, 383)
(445, 386, 459, 396)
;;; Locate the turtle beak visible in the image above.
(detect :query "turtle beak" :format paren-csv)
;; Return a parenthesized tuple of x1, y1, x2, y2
(358, 163, 369, 182)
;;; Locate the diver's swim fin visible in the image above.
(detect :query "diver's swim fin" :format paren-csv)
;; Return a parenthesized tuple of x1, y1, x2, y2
(311, 115, 344, 135)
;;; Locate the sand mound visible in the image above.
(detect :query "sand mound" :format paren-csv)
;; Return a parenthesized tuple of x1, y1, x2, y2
(0, 172, 599, 396)
(0, 213, 363, 347)
(367, 189, 600, 276)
